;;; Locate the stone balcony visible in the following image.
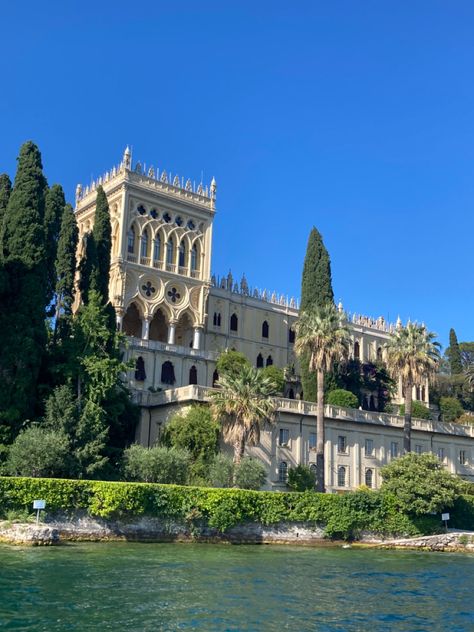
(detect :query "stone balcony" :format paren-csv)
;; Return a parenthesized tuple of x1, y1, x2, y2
(126, 337, 219, 362)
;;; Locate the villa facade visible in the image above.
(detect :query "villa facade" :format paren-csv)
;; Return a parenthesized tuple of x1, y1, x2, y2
(72, 148, 474, 491)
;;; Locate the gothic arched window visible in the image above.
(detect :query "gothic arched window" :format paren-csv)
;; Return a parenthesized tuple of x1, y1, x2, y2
(230, 313, 238, 332)
(161, 361, 176, 385)
(377, 347, 383, 362)
(166, 238, 174, 265)
(134, 356, 146, 381)
(278, 461, 288, 483)
(127, 226, 135, 254)
(354, 341, 360, 360)
(365, 468, 373, 488)
(140, 230, 149, 258)
(337, 466, 346, 487)
(178, 241, 186, 268)
(213, 312, 221, 327)
(212, 370, 219, 387)
(153, 234, 161, 263)
(191, 244, 198, 272)
(288, 328, 295, 344)
(288, 388, 295, 400)
(262, 320, 269, 339)
(266, 355, 273, 367)
(189, 365, 197, 385)
(256, 353, 264, 368)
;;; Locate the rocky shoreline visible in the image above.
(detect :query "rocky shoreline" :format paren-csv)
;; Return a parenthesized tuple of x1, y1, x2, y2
(1, 517, 473, 551)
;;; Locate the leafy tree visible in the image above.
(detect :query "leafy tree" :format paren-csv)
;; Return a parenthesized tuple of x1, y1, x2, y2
(447, 328, 463, 376)
(299, 227, 334, 402)
(43, 184, 66, 308)
(208, 453, 234, 488)
(260, 365, 285, 395)
(0, 142, 48, 433)
(460, 342, 474, 371)
(399, 401, 431, 420)
(0, 173, 12, 236)
(215, 349, 250, 379)
(381, 453, 461, 516)
(210, 366, 277, 465)
(161, 405, 219, 480)
(327, 389, 359, 408)
(439, 396, 464, 423)
(295, 303, 350, 492)
(6, 425, 70, 478)
(386, 323, 440, 454)
(123, 444, 190, 484)
(287, 464, 316, 491)
(234, 457, 267, 490)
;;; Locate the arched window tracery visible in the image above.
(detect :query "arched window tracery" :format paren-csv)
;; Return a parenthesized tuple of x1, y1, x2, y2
(256, 353, 264, 368)
(262, 320, 269, 339)
(230, 313, 238, 332)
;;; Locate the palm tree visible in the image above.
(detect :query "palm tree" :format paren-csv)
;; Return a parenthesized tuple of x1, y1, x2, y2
(385, 322, 440, 454)
(210, 365, 277, 465)
(294, 303, 350, 492)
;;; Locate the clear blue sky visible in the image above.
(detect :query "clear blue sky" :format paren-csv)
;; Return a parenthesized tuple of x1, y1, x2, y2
(1, 1, 473, 349)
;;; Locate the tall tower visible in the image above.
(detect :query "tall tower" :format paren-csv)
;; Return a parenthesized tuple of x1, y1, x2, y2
(74, 148, 217, 388)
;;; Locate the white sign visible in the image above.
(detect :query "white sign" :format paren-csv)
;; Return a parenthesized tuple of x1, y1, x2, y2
(441, 512, 450, 521)
(33, 500, 46, 510)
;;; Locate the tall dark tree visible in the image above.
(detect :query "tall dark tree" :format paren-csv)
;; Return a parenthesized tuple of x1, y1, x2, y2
(0, 173, 12, 236)
(0, 142, 48, 437)
(55, 203, 78, 327)
(447, 328, 463, 376)
(90, 186, 111, 304)
(44, 184, 66, 308)
(299, 227, 335, 401)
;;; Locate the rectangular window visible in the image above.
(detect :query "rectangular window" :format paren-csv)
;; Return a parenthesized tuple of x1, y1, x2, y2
(460, 450, 467, 466)
(337, 435, 347, 454)
(390, 441, 399, 459)
(365, 439, 374, 457)
(437, 447, 445, 462)
(309, 432, 317, 450)
(414, 444, 422, 455)
(279, 428, 289, 446)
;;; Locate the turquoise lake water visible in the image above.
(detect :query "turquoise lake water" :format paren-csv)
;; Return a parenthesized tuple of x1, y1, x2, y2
(0, 543, 473, 631)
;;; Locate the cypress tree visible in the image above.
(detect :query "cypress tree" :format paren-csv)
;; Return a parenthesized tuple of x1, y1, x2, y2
(44, 184, 66, 308)
(0, 173, 12, 238)
(55, 203, 78, 331)
(448, 328, 463, 375)
(0, 142, 49, 436)
(90, 186, 111, 304)
(299, 227, 335, 401)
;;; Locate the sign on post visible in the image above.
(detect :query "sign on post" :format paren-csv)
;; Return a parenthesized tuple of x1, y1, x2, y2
(33, 500, 46, 524)
(442, 512, 450, 532)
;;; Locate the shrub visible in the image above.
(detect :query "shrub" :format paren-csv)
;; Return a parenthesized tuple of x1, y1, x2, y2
(234, 457, 267, 490)
(439, 397, 464, 423)
(287, 465, 316, 491)
(456, 413, 474, 426)
(399, 401, 431, 420)
(208, 454, 234, 488)
(327, 389, 359, 408)
(216, 350, 250, 379)
(259, 366, 285, 395)
(123, 445, 190, 485)
(380, 452, 462, 516)
(6, 426, 70, 478)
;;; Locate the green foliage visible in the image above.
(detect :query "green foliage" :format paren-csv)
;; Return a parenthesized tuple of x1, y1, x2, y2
(216, 350, 250, 378)
(399, 401, 431, 420)
(327, 389, 359, 408)
(0, 173, 12, 237)
(208, 454, 234, 488)
(161, 405, 219, 480)
(300, 227, 334, 402)
(43, 184, 66, 308)
(54, 203, 78, 327)
(6, 426, 70, 478)
(89, 186, 111, 304)
(259, 365, 285, 395)
(456, 413, 474, 426)
(287, 465, 316, 491)
(123, 444, 191, 485)
(380, 453, 462, 516)
(439, 396, 464, 423)
(0, 476, 451, 538)
(447, 328, 463, 376)
(234, 457, 267, 490)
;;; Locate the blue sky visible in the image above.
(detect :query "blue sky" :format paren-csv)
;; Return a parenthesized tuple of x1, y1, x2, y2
(1, 1, 473, 348)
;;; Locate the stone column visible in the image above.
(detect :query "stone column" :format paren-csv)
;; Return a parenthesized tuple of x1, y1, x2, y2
(192, 327, 202, 350)
(116, 312, 123, 331)
(168, 322, 176, 345)
(142, 317, 150, 340)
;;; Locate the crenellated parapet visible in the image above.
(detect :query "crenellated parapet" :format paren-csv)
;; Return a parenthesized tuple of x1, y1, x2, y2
(211, 272, 299, 309)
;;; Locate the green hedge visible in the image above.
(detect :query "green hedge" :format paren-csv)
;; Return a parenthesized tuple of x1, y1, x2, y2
(0, 476, 462, 539)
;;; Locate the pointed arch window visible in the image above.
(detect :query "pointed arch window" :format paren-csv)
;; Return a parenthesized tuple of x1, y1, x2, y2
(230, 313, 238, 332)
(191, 244, 198, 272)
(127, 226, 135, 254)
(166, 238, 174, 265)
(153, 234, 161, 262)
(212, 370, 219, 387)
(256, 353, 264, 368)
(189, 365, 197, 385)
(376, 347, 383, 362)
(213, 312, 221, 327)
(365, 468, 373, 488)
(337, 466, 346, 487)
(134, 357, 146, 381)
(288, 328, 295, 344)
(161, 361, 176, 385)
(266, 355, 273, 367)
(278, 461, 288, 483)
(178, 241, 186, 268)
(353, 341, 360, 360)
(140, 230, 149, 258)
(262, 320, 269, 339)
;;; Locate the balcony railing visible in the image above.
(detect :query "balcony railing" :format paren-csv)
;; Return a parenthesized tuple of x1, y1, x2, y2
(126, 336, 218, 361)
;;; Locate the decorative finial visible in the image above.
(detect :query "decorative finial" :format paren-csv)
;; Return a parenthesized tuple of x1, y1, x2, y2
(123, 146, 131, 169)
(396, 315, 402, 329)
(210, 176, 217, 203)
(338, 300, 343, 312)
(75, 184, 83, 204)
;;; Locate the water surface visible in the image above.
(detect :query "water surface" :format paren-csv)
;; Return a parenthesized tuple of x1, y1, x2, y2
(0, 543, 473, 631)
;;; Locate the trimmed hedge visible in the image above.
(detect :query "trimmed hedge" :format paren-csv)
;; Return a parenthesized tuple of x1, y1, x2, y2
(0, 476, 461, 539)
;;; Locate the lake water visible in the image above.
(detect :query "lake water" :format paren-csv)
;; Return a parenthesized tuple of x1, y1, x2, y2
(0, 543, 473, 631)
